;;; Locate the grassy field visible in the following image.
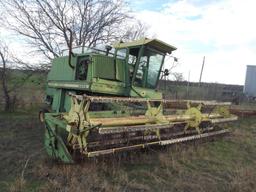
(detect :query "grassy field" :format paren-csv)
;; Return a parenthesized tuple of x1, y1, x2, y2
(1, 71, 256, 191)
(1, 111, 256, 192)
(0, 70, 45, 111)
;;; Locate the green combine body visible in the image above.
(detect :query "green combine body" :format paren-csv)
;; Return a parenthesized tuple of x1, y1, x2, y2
(46, 38, 175, 113)
(41, 38, 237, 163)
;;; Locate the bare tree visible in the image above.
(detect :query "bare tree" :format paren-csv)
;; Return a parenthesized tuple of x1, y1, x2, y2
(160, 56, 179, 80)
(0, 41, 36, 112)
(0, 42, 10, 111)
(172, 72, 184, 82)
(1, 0, 131, 61)
(120, 20, 150, 41)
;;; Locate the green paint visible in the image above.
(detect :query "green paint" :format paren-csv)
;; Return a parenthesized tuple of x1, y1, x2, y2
(43, 38, 177, 162)
(44, 113, 74, 163)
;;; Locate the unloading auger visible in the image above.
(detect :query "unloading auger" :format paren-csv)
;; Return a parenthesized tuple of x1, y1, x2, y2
(41, 38, 237, 163)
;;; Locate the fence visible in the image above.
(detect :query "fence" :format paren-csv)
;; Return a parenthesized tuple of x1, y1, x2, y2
(158, 80, 243, 102)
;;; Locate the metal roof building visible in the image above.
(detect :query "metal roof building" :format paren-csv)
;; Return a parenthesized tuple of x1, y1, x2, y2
(244, 65, 256, 97)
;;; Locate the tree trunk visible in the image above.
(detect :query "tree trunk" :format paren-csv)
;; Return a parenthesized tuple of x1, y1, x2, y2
(0, 51, 11, 112)
(4, 93, 11, 112)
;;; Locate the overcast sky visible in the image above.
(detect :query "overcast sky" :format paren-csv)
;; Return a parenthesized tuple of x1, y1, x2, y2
(128, 0, 256, 85)
(1, 0, 255, 85)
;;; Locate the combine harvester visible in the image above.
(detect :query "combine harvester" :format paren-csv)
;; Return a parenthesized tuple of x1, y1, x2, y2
(40, 38, 238, 163)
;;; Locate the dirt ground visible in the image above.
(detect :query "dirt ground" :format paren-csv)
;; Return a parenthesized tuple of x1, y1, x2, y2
(1, 112, 256, 192)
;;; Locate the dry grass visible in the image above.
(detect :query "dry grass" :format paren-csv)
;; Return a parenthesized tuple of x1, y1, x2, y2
(5, 178, 26, 192)
(1, 114, 256, 192)
(35, 157, 152, 192)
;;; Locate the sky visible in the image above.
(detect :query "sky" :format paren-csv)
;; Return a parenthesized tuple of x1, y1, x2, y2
(128, 0, 256, 85)
(1, 0, 255, 85)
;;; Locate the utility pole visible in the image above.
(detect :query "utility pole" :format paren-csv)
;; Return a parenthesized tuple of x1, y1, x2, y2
(186, 70, 190, 99)
(199, 56, 205, 86)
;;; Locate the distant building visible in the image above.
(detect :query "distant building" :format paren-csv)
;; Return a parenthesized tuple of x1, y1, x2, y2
(244, 65, 256, 98)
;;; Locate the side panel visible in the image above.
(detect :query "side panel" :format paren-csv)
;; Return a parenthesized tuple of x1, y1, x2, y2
(93, 55, 115, 79)
(92, 55, 126, 82)
(46, 56, 77, 103)
(51, 89, 61, 111)
(116, 59, 126, 82)
(90, 78, 127, 96)
(47, 56, 76, 81)
(130, 86, 163, 99)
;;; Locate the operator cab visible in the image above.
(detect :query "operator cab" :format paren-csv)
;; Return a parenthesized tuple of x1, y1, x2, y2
(47, 38, 176, 103)
(113, 38, 177, 90)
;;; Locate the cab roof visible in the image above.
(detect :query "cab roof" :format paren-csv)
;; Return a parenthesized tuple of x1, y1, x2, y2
(113, 38, 177, 54)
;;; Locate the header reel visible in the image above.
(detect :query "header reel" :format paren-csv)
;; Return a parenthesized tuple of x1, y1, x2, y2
(43, 94, 237, 163)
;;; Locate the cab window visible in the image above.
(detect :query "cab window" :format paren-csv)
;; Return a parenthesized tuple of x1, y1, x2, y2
(134, 48, 164, 88)
(128, 47, 140, 80)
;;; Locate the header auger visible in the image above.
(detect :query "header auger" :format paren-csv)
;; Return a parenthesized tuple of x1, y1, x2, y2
(41, 38, 237, 163)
